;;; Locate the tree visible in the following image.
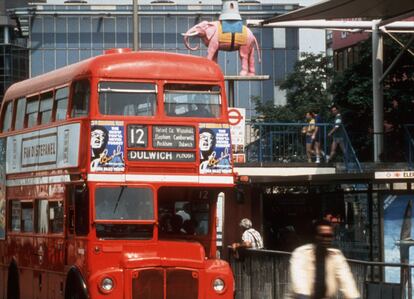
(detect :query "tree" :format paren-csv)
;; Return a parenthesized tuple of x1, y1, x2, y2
(329, 34, 414, 161)
(254, 53, 332, 123)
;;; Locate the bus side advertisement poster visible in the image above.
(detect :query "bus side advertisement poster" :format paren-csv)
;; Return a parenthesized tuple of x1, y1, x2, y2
(199, 123, 232, 174)
(90, 120, 125, 172)
(0, 138, 5, 239)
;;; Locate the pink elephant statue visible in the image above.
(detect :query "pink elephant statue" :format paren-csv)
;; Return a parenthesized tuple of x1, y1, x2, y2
(182, 20, 261, 76)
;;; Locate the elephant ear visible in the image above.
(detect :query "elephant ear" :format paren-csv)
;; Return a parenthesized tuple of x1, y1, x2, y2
(206, 23, 217, 41)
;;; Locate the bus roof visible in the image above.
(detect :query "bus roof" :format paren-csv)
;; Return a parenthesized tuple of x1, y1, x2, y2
(3, 50, 224, 101)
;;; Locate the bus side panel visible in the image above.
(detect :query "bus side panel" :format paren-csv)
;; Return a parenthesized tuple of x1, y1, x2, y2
(20, 268, 34, 299)
(48, 272, 65, 299)
(0, 264, 4, 299)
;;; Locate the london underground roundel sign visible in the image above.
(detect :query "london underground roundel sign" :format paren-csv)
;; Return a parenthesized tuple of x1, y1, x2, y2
(227, 108, 243, 126)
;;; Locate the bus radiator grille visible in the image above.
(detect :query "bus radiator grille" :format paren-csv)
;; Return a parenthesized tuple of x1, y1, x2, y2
(132, 268, 199, 299)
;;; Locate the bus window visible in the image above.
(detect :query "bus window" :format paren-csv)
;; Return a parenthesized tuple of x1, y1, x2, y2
(55, 87, 69, 121)
(49, 200, 64, 234)
(98, 82, 156, 116)
(37, 199, 49, 233)
(1, 100, 13, 132)
(158, 187, 214, 240)
(10, 200, 21, 232)
(39, 91, 53, 125)
(15, 97, 26, 130)
(95, 186, 154, 239)
(164, 84, 221, 118)
(25, 95, 39, 128)
(21, 202, 34, 232)
(71, 80, 90, 118)
(74, 185, 89, 236)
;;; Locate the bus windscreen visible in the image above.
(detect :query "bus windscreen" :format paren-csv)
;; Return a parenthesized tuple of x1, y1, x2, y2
(98, 82, 157, 116)
(164, 84, 221, 118)
(95, 187, 154, 239)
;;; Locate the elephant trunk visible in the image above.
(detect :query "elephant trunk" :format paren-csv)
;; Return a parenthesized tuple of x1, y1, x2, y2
(182, 30, 200, 51)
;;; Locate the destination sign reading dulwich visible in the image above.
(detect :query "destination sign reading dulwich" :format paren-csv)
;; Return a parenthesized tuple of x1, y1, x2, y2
(128, 150, 196, 162)
(127, 124, 196, 162)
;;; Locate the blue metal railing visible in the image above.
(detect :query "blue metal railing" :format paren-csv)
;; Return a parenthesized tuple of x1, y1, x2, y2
(404, 124, 414, 170)
(245, 122, 362, 172)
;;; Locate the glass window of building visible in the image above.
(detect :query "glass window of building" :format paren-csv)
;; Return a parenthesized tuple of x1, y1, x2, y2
(98, 82, 157, 116)
(55, 87, 69, 121)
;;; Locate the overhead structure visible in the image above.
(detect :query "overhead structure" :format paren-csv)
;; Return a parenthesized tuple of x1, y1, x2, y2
(255, 0, 414, 163)
(261, 0, 414, 25)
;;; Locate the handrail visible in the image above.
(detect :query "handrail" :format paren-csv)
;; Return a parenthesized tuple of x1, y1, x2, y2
(246, 122, 362, 172)
(228, 247, 414, 299)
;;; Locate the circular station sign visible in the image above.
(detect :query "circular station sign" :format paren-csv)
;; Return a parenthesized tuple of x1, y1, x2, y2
(228, 108, 243, 126)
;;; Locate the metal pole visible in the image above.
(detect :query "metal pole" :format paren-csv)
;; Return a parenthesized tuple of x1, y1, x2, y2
(228, 79, 235, 107)
(133, 0, 139, 51)
(372, 20, 383, 162)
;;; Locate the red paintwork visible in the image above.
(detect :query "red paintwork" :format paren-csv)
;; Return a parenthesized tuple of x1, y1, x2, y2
(0, 50, 235, 299)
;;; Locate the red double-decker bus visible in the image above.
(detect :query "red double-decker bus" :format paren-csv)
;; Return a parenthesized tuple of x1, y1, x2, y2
(0, 49, 234, 299)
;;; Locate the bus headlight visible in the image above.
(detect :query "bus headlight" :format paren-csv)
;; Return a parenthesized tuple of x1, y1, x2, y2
(100, 277, 114, 293)
(213, 278, 225, 293)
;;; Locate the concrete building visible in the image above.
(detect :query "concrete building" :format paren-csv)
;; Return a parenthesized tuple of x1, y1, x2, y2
(0, 0, 33, 101)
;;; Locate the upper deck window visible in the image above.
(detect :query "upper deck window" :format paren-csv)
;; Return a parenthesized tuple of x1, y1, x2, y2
(25, 95, 39, 128)
(2, 101, 13, 132)
(98, 82, 157, 116)
(39, 92, 53, 125)
(164, 84, 221, 118)
(15, 98, 26, 130)
(55, 87, 69, 121)
(71, 80, 90, 118)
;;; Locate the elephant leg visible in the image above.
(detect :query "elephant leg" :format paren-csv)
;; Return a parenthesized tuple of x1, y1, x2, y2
(248, 46, 256, 76)
(207, 41, 219, 62)
(239, 49, 249, 76)
(212, 51, 218, 63)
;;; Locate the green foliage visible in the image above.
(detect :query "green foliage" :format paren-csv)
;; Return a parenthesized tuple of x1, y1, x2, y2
(329, 34, 414, 161)
(253, 53, 332, 123)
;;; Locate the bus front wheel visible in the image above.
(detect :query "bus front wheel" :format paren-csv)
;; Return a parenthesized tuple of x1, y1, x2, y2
(7, 261, 20, 299)
(64, 267, 89, 299)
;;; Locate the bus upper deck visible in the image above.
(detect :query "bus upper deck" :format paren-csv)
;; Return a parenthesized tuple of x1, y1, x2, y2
(1, 49, 234, 185)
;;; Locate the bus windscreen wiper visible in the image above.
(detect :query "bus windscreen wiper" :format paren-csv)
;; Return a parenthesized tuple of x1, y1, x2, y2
(113, 186, 126, 214)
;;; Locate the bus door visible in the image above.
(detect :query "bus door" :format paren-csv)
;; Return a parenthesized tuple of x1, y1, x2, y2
(65, 185, 89, 268)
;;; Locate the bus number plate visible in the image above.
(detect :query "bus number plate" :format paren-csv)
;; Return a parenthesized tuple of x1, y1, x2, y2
(128, 125, 148, 148)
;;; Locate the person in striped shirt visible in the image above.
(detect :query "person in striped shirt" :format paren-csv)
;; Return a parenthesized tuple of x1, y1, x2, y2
(231, 218, 264, 257)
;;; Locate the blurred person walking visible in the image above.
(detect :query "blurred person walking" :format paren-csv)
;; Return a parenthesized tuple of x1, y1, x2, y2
(287, 220, 360, 299)
(311, 110, 323, 163)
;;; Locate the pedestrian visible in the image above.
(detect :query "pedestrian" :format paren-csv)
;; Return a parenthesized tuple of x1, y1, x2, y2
(287, 220, 360, 299)
(231, 218, 263, 258)
(326, 105, 345, 163)
(311, 110, 323, 163)
(302, 112, 316, 163)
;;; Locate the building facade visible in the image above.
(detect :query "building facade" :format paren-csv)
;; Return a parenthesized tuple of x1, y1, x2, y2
(9, 1, 300, 119)
(0, 0, 32, 101)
